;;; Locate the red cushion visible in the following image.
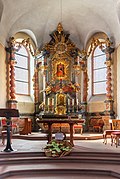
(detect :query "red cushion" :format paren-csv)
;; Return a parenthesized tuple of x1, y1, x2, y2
(1, 119, 6, 125)
(74, 125, 82, 129)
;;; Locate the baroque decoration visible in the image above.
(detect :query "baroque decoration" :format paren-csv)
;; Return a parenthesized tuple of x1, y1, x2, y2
(5, 23, 114, 118)
(35, 23, 114, 118)
(36, 23, 83, 116)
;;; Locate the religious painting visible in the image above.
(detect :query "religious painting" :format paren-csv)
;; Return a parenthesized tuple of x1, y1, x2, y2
(56, 63, 65, 77)
(52, 56, 70, 81)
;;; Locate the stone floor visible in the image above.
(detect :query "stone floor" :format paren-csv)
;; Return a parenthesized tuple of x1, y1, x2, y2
(0, 132, 119, 153)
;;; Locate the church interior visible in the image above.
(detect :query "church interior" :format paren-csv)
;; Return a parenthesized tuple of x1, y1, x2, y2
(1, 0, 120, 178)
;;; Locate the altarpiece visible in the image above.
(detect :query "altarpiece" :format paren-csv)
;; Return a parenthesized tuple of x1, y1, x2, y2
(34, 23, 86, 132)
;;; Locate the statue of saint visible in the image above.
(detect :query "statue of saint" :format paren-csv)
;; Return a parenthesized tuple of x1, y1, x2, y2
(55, 89, 66, 115)
(57, 89, 66, 106)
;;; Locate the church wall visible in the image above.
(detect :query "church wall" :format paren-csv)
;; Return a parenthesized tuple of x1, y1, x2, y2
(16, 95, 34, 114)
(0, 43, 7, 108)
(87, 95, 105, 113)
(18, 102, 34, 114)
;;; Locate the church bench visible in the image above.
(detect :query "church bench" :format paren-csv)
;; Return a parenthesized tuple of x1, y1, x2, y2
(103, 130, 120, 145)
(111, 131, 120, 147)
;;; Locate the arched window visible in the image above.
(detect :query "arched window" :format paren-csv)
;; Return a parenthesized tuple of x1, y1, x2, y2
(14, 44, 30, 95)
(92, 46, 106, 95)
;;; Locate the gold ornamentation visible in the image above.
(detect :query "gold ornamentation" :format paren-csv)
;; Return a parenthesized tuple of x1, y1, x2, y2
(57, 22, 63, 34)
(54, 42, 67, 54)
(105, 60, 112, 67)
(55, 89, 66, 115)
(43, 23, 77, 57)
(52, 55, 70, 81)
(88, 37, 113, 57)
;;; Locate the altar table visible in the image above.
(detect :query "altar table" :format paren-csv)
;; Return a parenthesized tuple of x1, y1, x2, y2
(37, 119, 84, 146)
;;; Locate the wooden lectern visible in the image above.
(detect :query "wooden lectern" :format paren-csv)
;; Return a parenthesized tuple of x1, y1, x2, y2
(0, 108, 19, 152)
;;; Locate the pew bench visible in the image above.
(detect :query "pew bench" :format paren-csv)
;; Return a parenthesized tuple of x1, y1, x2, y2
(111, 131, 120, 147)
(103, 130, 120, 144)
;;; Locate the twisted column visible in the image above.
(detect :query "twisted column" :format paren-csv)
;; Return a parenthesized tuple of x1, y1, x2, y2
(6, 37, 18, 109)
(83, 70, 88, 103)
(9, 60, 16, 100)
(80, 52, 88, 104)
(104, 45, 114, 115)
(33, 69, 39, 104)
(79, 52, 88, 117)
(106, 61, 112, 100)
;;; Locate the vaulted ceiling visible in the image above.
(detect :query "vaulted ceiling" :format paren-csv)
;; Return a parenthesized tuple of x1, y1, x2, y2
(0, 0, 120, 50)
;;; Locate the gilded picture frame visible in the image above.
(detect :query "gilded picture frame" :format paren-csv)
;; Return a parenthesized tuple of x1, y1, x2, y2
(52, 56, 70, 81)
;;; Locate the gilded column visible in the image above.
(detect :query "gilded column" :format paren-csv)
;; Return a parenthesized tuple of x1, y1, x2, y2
(83, 70, 88, 103)
(103, 41, 114, 116)
(33, 68, 39, 113)
(80, 51, 88, 115)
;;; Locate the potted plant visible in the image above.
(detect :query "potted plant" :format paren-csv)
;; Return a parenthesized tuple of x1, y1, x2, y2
(44, 139, 72, 157)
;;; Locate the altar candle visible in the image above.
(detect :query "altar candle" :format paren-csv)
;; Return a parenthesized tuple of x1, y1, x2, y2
(68, 99, 70, 105)
(76, 99, 79, 105)
(72, 99, 74, 106)
(48, 98, 50, 105)
(52, 98, 54, 105)
(77, 56, 80, 65)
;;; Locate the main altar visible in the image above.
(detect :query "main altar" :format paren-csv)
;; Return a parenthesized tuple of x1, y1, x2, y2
(33, 23, 88, 132)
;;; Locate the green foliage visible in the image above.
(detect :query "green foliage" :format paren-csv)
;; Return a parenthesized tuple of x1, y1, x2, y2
(44, 139, 72, 157)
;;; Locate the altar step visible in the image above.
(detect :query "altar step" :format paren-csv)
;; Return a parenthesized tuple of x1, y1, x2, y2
(0, 151, 120, 178)
(12, 132, 103, 141)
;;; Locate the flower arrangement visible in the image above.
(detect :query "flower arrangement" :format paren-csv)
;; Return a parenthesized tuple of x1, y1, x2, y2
(44, 139, 72, 157)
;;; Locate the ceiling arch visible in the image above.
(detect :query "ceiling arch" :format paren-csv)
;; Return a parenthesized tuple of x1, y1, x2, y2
(0, 0, 120, 49)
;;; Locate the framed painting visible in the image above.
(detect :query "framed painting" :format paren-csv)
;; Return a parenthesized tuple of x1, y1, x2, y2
(52, 57, 70, 81)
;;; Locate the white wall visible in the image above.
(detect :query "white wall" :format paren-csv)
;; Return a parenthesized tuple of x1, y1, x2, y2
(0, 43, 7, 107)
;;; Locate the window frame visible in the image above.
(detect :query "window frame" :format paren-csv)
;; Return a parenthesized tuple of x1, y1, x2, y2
(92, 46, 107, 96)
(14, 44, 30, 96)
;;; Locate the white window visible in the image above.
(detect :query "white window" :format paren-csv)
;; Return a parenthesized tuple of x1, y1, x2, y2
(92, 46, 106, 95)
(14, 45, 30, 95)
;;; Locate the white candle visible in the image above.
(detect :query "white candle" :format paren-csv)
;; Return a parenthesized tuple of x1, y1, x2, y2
(52, 98, 54, 105)
(68, 99, 70, 105)
(76, 99, 78, 105)
(48, 98, 50, 105)
(77, 56, 80, 65)
(72, 99, 74, 106)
